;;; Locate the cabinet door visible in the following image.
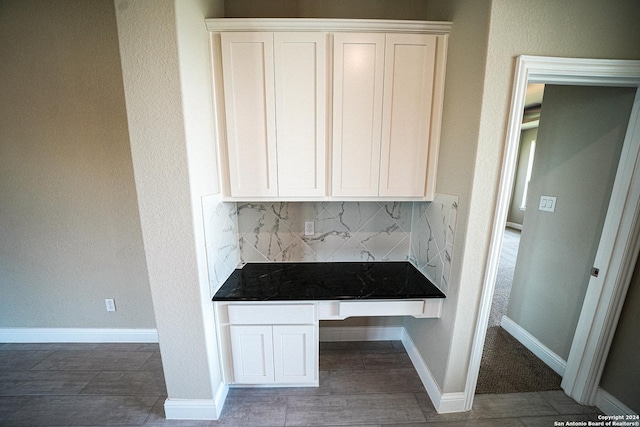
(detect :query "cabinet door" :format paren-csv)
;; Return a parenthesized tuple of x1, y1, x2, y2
(221, 32, 278, 197)
(379, 34, 437, 197)
(273, 325, 316, 384)
(274, 33, 327, 197)
(332, 33, 385, 197)
(230, 325, 274, 384)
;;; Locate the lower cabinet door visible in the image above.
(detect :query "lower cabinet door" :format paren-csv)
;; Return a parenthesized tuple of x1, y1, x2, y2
(230, 325, 274, 384)
(273, 325, 316, 384)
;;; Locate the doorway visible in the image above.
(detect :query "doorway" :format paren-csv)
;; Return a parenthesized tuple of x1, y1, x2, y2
(464, 56, 640, 410)
(477, 83, 636, 395)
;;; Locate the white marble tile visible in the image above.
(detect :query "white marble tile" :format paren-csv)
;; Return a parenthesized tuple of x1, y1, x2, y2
(325, 202, 382, 232)
(274, 237, 319, 262)
(356, 209, 409, 260)
(382, 235, 410, 261)
(301, 209, 351, 260)
(425, 201, 447, 255)
(237, 202, 272, 235)
(329, 237, 376, 261)
(242, 209, 296, 260)
(239, 237, 269, 263)
(271, 202, 324, 234)
(382, 202, 413, 232)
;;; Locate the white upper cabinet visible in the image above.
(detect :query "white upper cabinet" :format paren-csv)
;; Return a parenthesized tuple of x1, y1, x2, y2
(332, 33, 385, 197)
(211, 19, 449, 201)
(274, 33, 327, 198)
(379, 34, 437, 197)
(221, 32, 277, 198)
(220, 31, 327, 199)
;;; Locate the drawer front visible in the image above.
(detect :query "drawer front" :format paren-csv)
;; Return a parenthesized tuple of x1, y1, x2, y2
(339, 300, 424, 317)
(228, 304, 316, 325)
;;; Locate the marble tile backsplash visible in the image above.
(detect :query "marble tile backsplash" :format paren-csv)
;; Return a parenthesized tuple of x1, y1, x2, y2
(237, 202, 413, 263)
(202, 195, 458, 295)
(409, 193, 458, 293)
(203, 195, 240, 295)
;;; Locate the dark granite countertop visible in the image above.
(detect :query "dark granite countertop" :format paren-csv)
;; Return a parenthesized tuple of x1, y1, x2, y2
(212, 262, 445, 301)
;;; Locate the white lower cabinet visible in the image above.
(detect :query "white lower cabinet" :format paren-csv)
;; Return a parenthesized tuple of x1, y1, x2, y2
(227, 304, 318, 385)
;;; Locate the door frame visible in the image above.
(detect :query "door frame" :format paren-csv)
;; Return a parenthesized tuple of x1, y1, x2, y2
(464, 55, 640, 410)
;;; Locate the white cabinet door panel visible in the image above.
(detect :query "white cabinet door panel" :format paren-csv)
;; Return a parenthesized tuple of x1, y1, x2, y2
(221, 33, 277, 197)
(332, 33, 385, 197)
(274, 33, 327, 197)
(379, 34, 436, 197)
(273, 325, 316, 383)
(230, 325, 274, 384)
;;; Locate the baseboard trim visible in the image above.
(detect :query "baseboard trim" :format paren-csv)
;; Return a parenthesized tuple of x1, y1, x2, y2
(596, 388, 637, 415)
(401, 329, 466, 413)
(0, 328, 158, 343)
(500, 316, 566, 376)
(319, 326, 404, 342)
(506, 222, 523, 231)
(164, 398, 220, 420)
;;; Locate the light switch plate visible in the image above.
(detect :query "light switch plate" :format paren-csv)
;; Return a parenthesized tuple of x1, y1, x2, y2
(539, 195, 557, 212)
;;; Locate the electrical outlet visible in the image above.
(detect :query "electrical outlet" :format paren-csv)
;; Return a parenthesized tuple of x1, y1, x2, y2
(304, 221, 315, 236)
(105, 298, 116, 312)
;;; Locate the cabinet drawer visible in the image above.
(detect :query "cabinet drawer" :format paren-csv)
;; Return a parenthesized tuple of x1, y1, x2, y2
(228, 304, 315, 325)
(339, 300, 424, 317)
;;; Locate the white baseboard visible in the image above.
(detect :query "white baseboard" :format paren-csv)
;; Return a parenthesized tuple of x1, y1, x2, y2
(401, 329, 466, 413)
(506, 222, 523, 231)
(0, 328, 158, 343)
(164, 398, 221, 420)
(596, 388, 637, 415)
(500, 316, 566, 376)
(319, 326, 403, 342)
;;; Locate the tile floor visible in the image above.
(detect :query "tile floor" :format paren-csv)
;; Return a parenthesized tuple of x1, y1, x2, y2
(0, 341, 602, 426)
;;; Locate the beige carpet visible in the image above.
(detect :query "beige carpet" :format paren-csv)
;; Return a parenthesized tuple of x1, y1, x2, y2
(476, 228, 562, 394)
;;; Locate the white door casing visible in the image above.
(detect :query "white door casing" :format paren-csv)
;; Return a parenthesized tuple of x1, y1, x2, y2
(464, 55, 640, 410)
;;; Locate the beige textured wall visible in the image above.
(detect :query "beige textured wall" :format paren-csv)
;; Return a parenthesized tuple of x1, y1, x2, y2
(115, 0, 224, 402)
(506, 85, 634, 359)
(224, 0, 428, 20)
(0, 0, 154, 328)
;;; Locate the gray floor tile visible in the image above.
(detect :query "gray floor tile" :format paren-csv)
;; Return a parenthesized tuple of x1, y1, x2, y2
(470, 393, 558, 419)
(0, 370, 98, 395)
(0, 396, 32, 422)
(80, 371, 167, 396)
(328, 368, 425, 394)
(286, 393, 425, 426)
(409, 418, 525, 426)
(139, 352, 165, 372)
(3, 395, 158, 426)
(519, 414, 598, 427)
(31, 350, 154, 371)
(215, 395, 287, 426)
(319, 341, 396, 351)
(537, 390, 601, 415)
(320, 350, 364, 371)
(362, 351, 413, 369)
(0, 343, 99, 351)
(0, 351, 54, 371)
(93, 343, 161, 352)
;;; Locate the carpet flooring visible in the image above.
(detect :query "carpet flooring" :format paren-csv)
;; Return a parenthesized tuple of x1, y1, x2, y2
(476, 227, 563, 394)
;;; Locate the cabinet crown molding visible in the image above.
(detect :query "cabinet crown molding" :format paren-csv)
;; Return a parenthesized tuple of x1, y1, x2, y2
(205, 18, 452, 34)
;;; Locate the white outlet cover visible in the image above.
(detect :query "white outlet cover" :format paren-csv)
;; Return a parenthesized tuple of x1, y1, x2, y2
(304, 221, 314, 236)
